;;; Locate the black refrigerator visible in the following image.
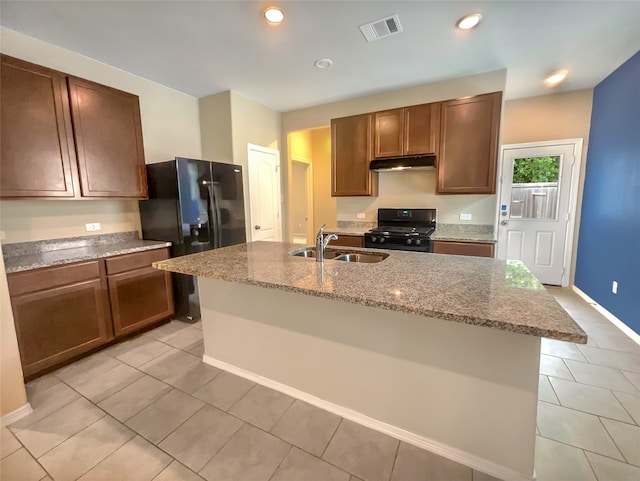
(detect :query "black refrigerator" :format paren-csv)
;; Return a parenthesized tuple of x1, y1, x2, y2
(139, 157, 246, 321)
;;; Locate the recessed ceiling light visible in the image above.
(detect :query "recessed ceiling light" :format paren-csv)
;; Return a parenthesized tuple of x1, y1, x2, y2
(456, 13, 482, 31)
(314, 58, 333, 69)
(264, 7, 285, 25)
(543, 69, 569, 87)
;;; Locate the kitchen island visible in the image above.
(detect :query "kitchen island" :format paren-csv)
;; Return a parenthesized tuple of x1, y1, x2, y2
(154, 242, 586, 481)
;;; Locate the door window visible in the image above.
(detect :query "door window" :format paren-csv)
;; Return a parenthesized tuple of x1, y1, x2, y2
(509, 156, 561, 220)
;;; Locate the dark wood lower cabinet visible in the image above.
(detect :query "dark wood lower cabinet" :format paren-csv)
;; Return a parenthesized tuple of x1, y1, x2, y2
(328, 235, 364, 248)
(7, 247, 173, 379)
(8, 262, 112, 378)
(433, 241, 495, 258)
(108, 266, 173, 337)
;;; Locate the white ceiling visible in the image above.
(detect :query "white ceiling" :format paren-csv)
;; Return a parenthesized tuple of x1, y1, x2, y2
(1, 1, 639, 112)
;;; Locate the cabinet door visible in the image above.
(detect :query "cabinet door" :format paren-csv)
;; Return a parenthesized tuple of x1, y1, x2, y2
(0, 55, 77, 198)
(331, 114, 377, 196)
(108, 266, 174, 337)
(374, 109, 404, 158)
(437, 92, 502, 194)
(11, 279, 111, 377)
(68, 77, 147, 198)
(433, 241, 495, 258)
(404, 103, 440, 156)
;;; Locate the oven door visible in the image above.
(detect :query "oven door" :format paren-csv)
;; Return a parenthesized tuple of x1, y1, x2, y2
(364, 234, 432, 252)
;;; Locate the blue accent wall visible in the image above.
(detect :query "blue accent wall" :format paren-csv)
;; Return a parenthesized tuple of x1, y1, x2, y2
(575, 51, 640, 334)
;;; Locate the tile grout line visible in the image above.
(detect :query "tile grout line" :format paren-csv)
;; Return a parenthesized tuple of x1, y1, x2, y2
(265, 445, 294, 481)
(5, 424, 56, 481)
(319, 417, 343, 460)
(387, 439, 401, 481)
(536, 432, 628, 465)
(610, 390, 640, 427)
(597, 415, 631, 466)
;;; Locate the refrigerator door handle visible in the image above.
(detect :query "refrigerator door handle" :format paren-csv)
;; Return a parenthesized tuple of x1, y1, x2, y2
(205, 182, 222, 248)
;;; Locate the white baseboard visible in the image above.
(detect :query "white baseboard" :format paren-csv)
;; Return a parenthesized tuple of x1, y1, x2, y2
(203, 354, 535, 481)
(1, 403, 32, 427)
(572, 286, 640, 345)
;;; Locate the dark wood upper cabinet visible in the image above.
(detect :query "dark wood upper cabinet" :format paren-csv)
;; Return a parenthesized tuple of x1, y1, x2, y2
(373, 103, 440, 159)
(437, 92, 502, 194)
(68, 77, 147, 198)
(374, 109, 404, 158)
(0, 56, 78, 198)
(404, 103, 440, 156)
(0, 54, 147, 199)
(331, 113, 378, 197)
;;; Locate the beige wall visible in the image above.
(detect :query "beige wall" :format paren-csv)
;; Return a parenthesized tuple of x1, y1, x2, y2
(281, 70, 507, 229)
(0, 249, 27, 417)
(200, 91, 282, 237)
(310, 128, 336, 232)
(0, 26, 202, 244)
(288, 130, 312, 162)
(199, 91, 234, 163)
(502, 89, 594, 283)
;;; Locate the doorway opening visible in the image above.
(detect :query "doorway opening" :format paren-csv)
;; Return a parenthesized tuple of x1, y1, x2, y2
(290, 159, 314, 244)
(497, 139, 583, 286)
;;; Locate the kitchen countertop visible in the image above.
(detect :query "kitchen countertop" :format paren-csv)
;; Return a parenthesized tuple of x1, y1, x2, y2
(3, 231, 171, 273)
(324, 222, 498, 243)
(153, 241, 586, 343)
(431, 224, 497, 244)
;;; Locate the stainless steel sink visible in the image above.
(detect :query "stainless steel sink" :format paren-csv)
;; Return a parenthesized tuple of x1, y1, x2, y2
(334, 253, 388, 263)
(290, 248, 388, 263)
(290, 248, 342, 260)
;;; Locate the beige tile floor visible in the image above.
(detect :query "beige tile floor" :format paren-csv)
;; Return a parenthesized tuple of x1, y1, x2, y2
(1, 287, 638, 481)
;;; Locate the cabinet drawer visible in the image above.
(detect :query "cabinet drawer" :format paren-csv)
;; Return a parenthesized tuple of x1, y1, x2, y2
(433, 241, 495, 258)
(328, 235, 364, 248)
(105, 247, 169, 275)
(7, 260, 101, 296)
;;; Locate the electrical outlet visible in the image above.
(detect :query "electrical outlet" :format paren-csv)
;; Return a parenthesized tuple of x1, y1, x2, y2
(85, 223, 102, 232)
(612, 281, 618, 294)
(459, 213, 472, 221)
(356, 213, 366, 219)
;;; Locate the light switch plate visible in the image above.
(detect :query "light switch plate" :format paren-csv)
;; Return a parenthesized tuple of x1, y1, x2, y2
(357, 213, 366, 219)
(85, 223, 102, 232)
(459, 213, 472, 221)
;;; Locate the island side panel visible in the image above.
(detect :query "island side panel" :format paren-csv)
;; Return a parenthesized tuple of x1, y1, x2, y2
(199, 277, 540, 480)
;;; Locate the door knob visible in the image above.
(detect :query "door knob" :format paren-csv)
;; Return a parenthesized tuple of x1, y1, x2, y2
(500, 220, 508, 225)
(254, 225, 261, 230)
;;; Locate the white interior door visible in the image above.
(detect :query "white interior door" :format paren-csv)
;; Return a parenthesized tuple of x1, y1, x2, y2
(497, 141, 581, 286)
(248, 144, 282, 242)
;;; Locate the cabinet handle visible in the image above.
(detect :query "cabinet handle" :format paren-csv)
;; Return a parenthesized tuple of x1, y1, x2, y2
(254, 225, 261, 230)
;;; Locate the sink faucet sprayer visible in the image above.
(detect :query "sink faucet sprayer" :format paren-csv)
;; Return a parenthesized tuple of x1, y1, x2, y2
(315, 224, 338, 262)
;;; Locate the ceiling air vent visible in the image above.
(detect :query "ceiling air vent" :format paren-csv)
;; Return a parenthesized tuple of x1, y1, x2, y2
(359, 14, 403, 42)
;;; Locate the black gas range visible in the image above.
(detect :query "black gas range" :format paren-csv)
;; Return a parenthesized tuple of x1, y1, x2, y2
(364, 208, 436, 253)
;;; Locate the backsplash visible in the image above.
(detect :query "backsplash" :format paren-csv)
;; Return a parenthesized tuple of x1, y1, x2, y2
(335, 170, 498, 225)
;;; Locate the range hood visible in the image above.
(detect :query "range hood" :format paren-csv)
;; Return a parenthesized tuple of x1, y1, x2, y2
(369, 154, 436, 171)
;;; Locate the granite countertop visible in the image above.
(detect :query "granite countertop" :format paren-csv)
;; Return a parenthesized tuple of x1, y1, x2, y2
(153, 241, 587, 343)
(3, 232, 171, 274)
(431, 224, 497, 244)
(324, 222, 498, 243)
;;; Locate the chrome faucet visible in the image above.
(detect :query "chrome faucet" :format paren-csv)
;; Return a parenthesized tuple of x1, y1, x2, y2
(315, 224, 338, 262)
